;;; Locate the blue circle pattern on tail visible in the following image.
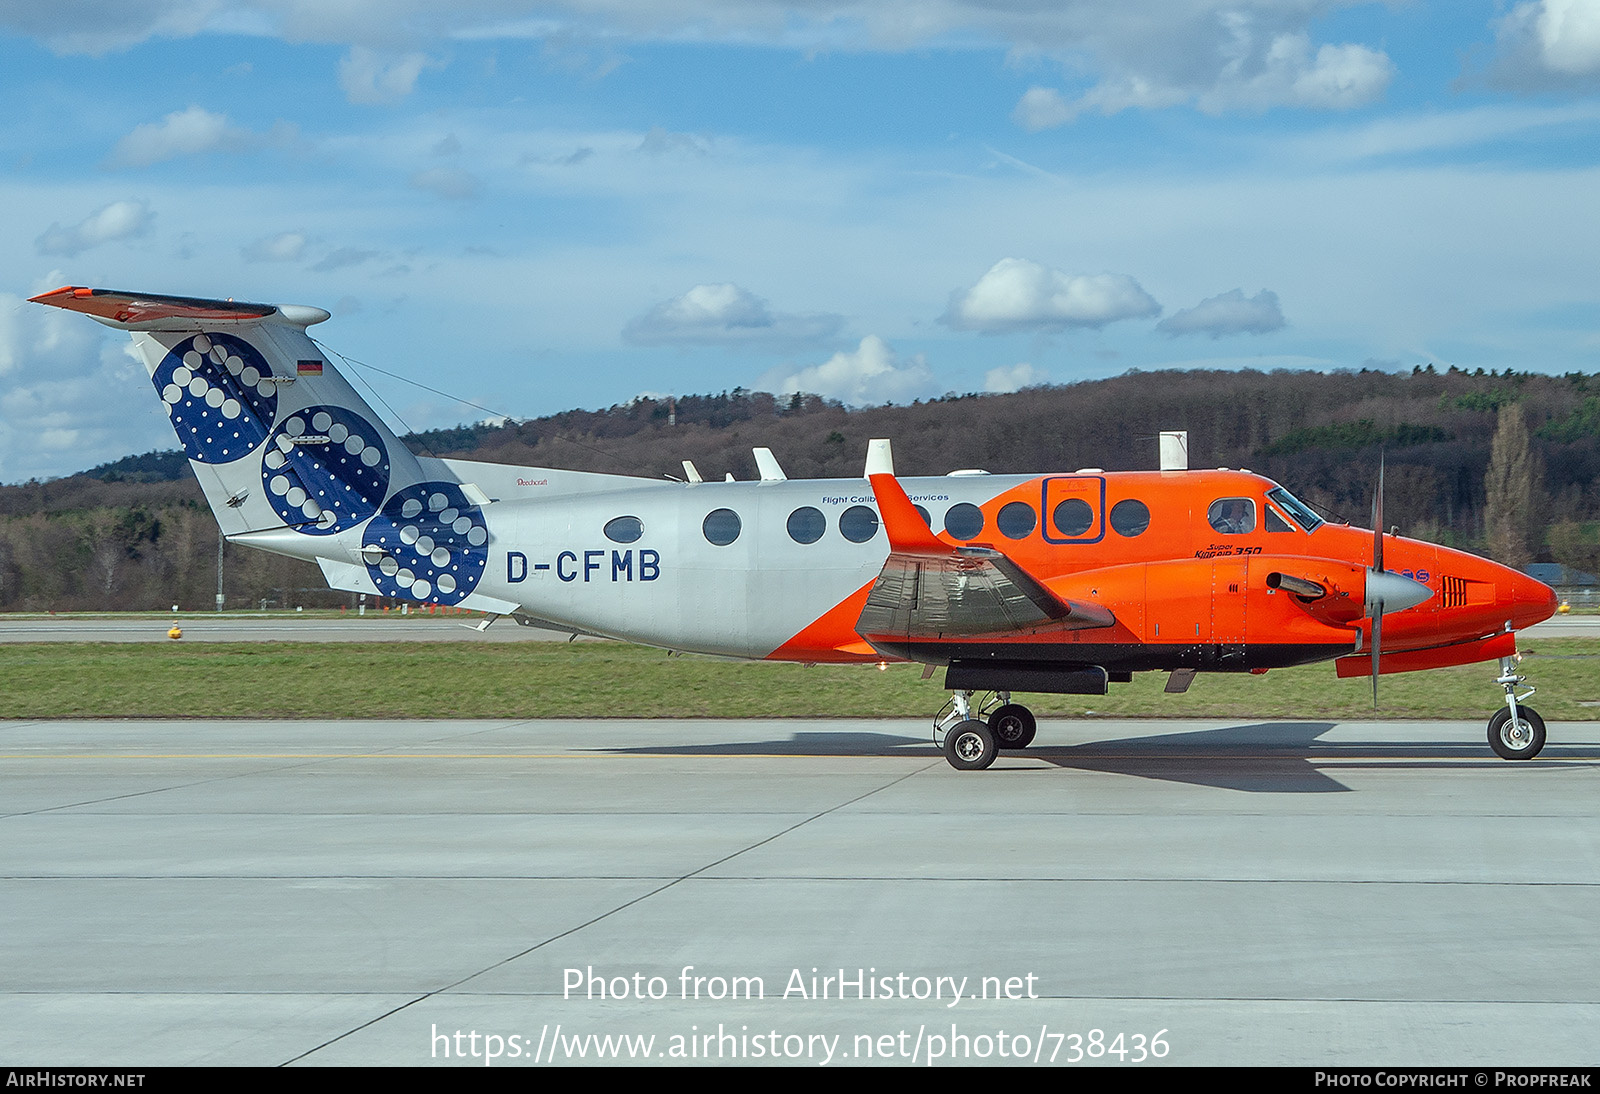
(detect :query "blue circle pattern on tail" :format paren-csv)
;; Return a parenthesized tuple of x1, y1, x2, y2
(261, 406, 391, 535)
(153, 333, 277, 463)
(361, 482, 489, 605)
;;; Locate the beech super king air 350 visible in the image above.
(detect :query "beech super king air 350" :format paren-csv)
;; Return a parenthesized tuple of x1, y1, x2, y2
(34, 287, 1560, 770)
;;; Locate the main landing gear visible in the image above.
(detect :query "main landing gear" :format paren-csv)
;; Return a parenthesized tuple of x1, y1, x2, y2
(1488, 655, 1545, 760)
(935, 691, 1037, 771)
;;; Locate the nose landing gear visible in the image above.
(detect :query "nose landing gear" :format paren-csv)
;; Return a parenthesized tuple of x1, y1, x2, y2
(1488, 655, 1545, 760)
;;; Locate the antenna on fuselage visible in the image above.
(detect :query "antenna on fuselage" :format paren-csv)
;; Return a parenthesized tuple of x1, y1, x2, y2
(864, 438, 894, 477)
(753, 447, 787, 481)
(1159, 431, 1188, 470)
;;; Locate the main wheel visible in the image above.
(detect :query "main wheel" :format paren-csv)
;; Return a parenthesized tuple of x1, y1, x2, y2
(944, 719, 998, 771)
(988, 703, 1037, 749)
(1488, 705, 1546, 760)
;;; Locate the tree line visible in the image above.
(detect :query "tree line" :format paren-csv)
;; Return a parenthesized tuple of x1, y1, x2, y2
(2, 364, 1597, 611)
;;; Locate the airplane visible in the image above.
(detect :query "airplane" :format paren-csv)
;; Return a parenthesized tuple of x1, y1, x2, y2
(33, 286, 1561, 770)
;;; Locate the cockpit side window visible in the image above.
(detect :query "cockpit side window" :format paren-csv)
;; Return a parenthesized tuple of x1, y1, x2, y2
(1265, 487, 1324, 532)
(1208, 497, 1256, 535)
(1264, 505, 1293, 533)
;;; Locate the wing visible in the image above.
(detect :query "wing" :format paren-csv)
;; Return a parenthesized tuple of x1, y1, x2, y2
(854, 444, 1114, 644)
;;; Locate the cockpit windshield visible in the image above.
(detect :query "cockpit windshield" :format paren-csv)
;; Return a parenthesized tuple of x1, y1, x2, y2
(1266, 487, 1323, 533)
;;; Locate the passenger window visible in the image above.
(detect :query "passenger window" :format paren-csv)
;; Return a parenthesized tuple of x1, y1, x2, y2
(996, 501, 1036, 540)
(702, 508, 741, 546)
(603, 516, 643, 544)
(1208, 498, 1256, 535)
(945, 503, 985, 540)
(839, 505, 880, 543)
(1052, 498, 1094, 538)
(1109, 499, 1150, 537)
(786, 506, 825, 544)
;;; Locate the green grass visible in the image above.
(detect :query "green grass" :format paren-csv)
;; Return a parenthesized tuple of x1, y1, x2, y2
(1, 639, 1597, 721)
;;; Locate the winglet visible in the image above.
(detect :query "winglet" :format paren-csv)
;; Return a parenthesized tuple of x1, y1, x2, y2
(865, 442, 946, 555)
(681, 460, 703, 484)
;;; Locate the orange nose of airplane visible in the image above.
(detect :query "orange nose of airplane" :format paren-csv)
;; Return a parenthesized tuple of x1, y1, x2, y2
(1502, 566, 1559, 629)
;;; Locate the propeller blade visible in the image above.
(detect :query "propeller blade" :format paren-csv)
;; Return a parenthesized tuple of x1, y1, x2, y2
(1370, 450, 1385, 708)
(1372, 450, 1385, 574)
(1370, 611, 1382, 709)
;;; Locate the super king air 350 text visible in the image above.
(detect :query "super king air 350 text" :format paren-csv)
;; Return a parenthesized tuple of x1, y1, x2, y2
(34, 287, 1560, 771)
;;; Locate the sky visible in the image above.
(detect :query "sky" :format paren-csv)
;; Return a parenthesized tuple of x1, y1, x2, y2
(3, 0, 1600, 482)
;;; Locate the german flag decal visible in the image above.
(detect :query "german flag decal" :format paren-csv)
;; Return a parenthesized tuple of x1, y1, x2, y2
(297, 360, 324, 376)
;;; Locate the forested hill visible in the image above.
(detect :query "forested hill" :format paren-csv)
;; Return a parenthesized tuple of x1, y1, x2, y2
(3, 365, 1598, 611)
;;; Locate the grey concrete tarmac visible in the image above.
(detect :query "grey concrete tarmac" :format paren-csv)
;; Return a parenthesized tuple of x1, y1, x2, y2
(2, 717, 1597, 1067)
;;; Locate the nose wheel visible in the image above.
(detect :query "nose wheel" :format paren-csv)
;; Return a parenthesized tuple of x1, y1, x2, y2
(1488, 654, 1545, 760)
(1488, 706, 1545, 760)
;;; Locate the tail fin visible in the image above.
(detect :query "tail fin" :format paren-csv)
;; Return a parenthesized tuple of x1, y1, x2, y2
(32, 287, 495, 609)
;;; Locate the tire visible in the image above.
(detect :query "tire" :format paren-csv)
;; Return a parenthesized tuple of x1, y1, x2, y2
(988, 703, 1037, 749)
(944, 719, 998, 771)
(1488, 706, 1546, 760)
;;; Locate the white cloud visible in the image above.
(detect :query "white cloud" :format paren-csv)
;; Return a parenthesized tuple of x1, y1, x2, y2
(35, 200, 153, 256)
(0, 1, 217, 56)
(107, 106, 248, 167)
(1020, 31, 1391, 127)
(1282, 102, 1600, 164)
(1158, 289, 1285, 338)
(0, 293, 165, 482)
(1537, 0, 1600, 74)
(1488, 0, 1600, 86)
(1207, 36, 1393, 112)
(339, 47, 435, 104)
(637, 126, 708, 156)
(759, 335, 936, 405)
(984, 362, 1049, 393)
(241, 231, 307, 262)
(623, 283, 845, 348)
(943, 258, 1160, 333)
(410, 167, 480, 200)
(1013, 87, 1077, 132)
(4, 3, 1394, 124)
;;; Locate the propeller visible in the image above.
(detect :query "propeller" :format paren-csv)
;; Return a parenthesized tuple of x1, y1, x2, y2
(1360, 452, 1431, 704)
(1370, 452, 1384, 707)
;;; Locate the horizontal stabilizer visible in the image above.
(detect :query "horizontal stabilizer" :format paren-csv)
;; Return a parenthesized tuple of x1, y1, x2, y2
(30, 286, 328, 331)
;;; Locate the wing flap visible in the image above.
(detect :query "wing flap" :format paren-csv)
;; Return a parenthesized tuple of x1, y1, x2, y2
(856, 551, 1113, 641)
